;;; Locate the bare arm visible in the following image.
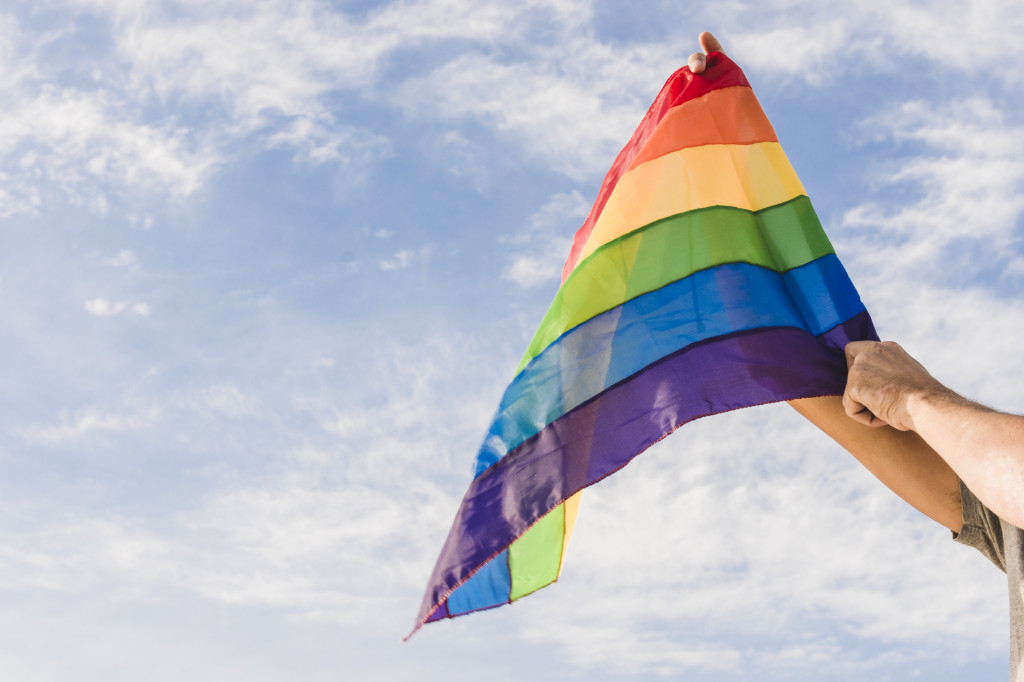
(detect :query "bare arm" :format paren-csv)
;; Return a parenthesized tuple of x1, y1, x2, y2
(788, 396, 963, 532)
(843, 340, 1024, 530)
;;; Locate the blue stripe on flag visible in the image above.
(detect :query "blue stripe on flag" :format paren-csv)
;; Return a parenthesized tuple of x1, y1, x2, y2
(473, 254, 862, 476)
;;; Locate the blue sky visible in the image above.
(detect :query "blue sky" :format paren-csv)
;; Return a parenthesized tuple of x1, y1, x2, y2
(2, 1, 1023, 680)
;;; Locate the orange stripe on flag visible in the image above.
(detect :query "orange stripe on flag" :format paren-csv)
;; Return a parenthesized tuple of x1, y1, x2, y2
(628, 86, 777, 170)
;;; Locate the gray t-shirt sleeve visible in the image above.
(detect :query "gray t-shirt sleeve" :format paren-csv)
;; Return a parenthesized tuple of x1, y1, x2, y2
(954, 479, 1007, 573)
(952, 480, 1024, 681)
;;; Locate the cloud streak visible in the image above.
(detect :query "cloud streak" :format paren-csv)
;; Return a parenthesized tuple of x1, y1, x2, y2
(85, 298, 151, 316)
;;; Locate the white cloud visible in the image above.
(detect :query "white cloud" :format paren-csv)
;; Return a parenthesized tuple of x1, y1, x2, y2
(379, 250, 413, 271)
(175, 479, 416, 613)
(90, 0, 387, 107)
(502, 255, 561, 288)
(84, 298, 151, 317)
(128, 213, 154, 229)
(72, 0, 573, 179)
(0, 2, 402, 214)
(4, 0, 1016, 218)
(502, 191, 586, 287)
(0, 509, 173, 592)
(840, 97, 1024, 276)
(379, 246, 432, 271)
(0, 0, 622, 217)
(398, 39, 676, 180)
(0, 21, 218, 215)
(528, 622, 742, 677)
(719, 1, 1024, 86)
(0, 174, 41, 217)
(370, 0, 581, 44)
(263, 116, 391, 166)
(0, 332, 508, 633)
(194, 385, 258, 418)
(731, 21, 855, 84)
(104, 249, 138, 267)
(15, 402, 160, 444)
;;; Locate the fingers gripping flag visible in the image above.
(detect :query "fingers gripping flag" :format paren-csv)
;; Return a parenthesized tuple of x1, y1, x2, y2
(409, 52, 877, 637)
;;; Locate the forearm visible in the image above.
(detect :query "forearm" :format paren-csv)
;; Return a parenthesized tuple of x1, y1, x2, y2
(789, 396, 963, 532)
(906, 391, 1024, 530)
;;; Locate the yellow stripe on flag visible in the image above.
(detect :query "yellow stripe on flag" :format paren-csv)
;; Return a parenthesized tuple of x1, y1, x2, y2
(576, 142, 805, 268)
(558, 492, 582, 577)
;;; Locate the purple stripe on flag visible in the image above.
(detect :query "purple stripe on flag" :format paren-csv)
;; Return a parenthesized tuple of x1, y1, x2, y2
(425, 602, 449, 623)
(416, 311, 877, 626)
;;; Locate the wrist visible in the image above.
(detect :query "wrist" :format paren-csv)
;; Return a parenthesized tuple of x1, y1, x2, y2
(900, 389, 929, 432)
(902, 383, 973, 433)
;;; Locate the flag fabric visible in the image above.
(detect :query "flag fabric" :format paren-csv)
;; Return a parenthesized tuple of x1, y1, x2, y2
(409, 51, 877, 637)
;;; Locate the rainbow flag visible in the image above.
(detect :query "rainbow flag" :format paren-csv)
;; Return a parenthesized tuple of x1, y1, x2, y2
(410, 52, 876, 636)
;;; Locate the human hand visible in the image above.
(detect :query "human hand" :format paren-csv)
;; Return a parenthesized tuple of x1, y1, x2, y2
(843, 341, 949, 431)
(688, 31, 724, 74)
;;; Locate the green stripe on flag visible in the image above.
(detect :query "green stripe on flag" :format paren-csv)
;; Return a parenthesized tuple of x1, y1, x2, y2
(509, 504, 565, 601)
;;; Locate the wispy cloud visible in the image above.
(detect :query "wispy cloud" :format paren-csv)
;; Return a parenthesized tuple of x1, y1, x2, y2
(0, 508, 174, 592)
(842, 97, 1024, 262)
(502, 191, 586, 287)
(192, 384, 258, 419)
(263, 116, 391, 166)
(72, 0, 565, 186)
(15, 402, 160, 444)
(379, 246, 432, 271)
(397, 40, 676, 180)
(724, 1, 1024, 86)
(103, 249, 138, 268)
(0, 14, 217, 215)
(84, 298, 151, 317)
